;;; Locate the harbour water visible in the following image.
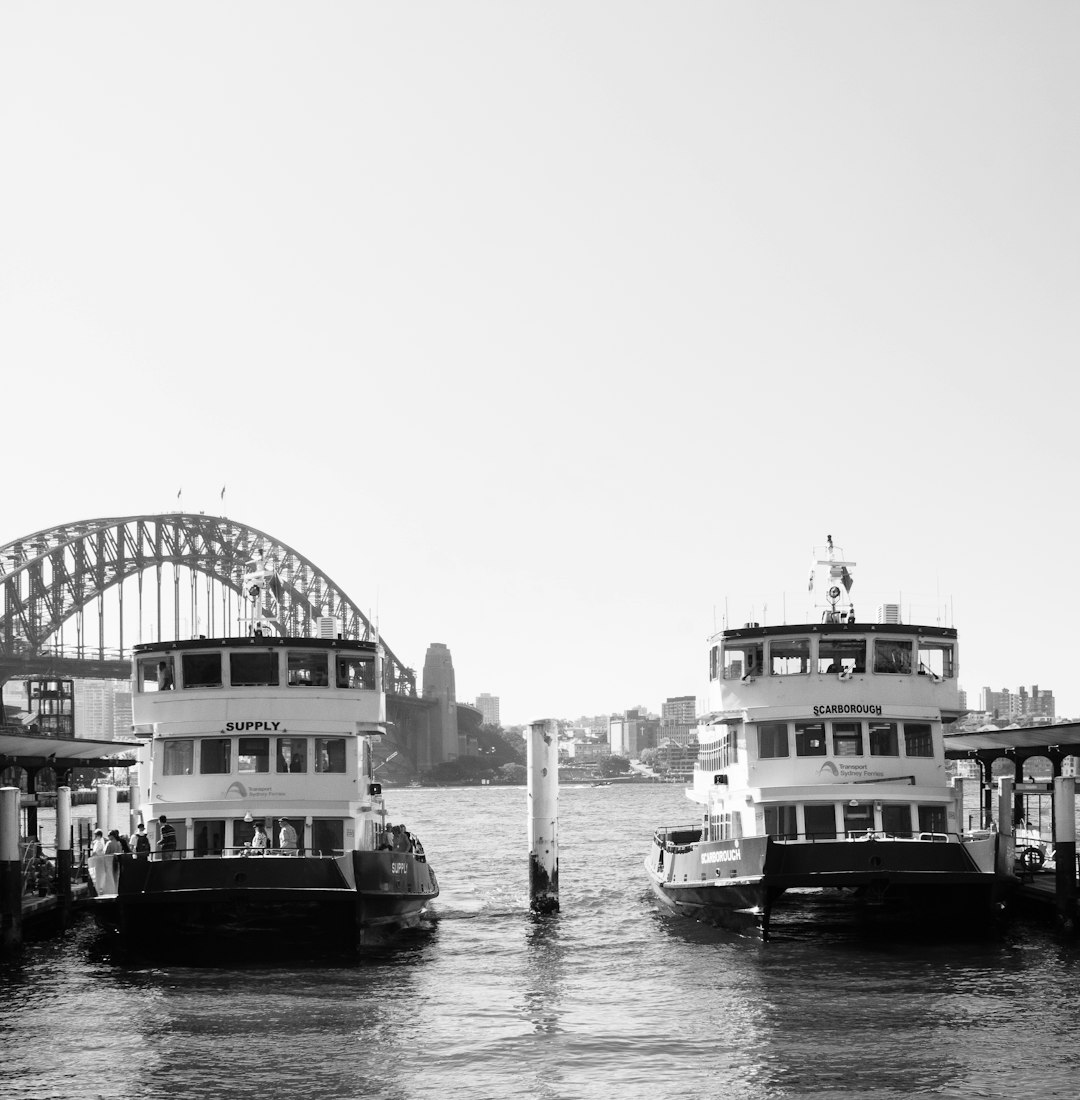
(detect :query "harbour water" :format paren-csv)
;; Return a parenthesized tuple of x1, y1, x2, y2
(4, 783, 1080, 1100)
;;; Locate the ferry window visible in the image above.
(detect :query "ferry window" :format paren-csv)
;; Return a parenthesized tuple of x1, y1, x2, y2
(868, 721, 898, 756)
(918, 805, 947, 834)
(770, 638, 810, 675)
(722, 642, 763, 680)
(874, 640, 912, 675)
(162, 739, 193, 776)
(233, 817, 265, 849)
(804, 804, 836, 840)
(903, 722, 933, 758)
(709, 645, 720, 681)
(757, 722, 789, 759)
(238, 737, 270, 773)
(182, 652, 222, 688)
(817, 637, 865, 675)
(917, 641, 955, 679)
(276, 737, 307, 773)
(230, 650, 280, 687)
(193, 819, 226, 857)
(764, 804, 798, 840)
(336, 655, 376, 690)
(311, 819, 345, 855)
(200, 739, 231, 774)
(832, 722, 863, 756)
(138, 656, 174, 692)
(843, 802, 873, 837)
(882, 804, 913, 837)
(288, 651, 329, 687)
(315, 737, 347, 773)
(794, 721, 827, 757)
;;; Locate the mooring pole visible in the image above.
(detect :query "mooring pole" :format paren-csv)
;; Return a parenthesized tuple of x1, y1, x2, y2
(527, 718, 559, 913)
(96, 784, 109, 835)
(1, 787, 22, 951)
(1054, 776, 1076, 929)
(56, 786, 73, 925)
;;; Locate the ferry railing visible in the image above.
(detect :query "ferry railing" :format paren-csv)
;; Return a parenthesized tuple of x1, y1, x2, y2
(654, 826, 967, 850)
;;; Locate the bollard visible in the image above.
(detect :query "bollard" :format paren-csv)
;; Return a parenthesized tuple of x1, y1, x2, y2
(1, 787, 22, 951)
(56, 786, 73, 924)
(1054, 777, 1076, 929)
(527, 718, 559, 913)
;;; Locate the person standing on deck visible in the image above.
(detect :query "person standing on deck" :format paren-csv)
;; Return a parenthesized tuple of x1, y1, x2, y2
(278, 818, 298, 855)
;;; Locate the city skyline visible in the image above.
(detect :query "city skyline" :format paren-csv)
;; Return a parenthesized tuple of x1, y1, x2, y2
(2, 5, 1076, 725)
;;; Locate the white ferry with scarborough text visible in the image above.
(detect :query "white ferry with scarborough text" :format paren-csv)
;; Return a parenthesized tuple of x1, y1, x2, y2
(645, 538, 1003, 938)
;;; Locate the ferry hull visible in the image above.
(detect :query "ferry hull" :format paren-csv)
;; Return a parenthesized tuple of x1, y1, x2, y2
(94, 850, 439, 950)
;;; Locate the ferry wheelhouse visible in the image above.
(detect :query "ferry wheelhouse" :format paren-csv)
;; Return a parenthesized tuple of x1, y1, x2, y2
(92, 551, 438, 951)
(645, 539, 1003, 937)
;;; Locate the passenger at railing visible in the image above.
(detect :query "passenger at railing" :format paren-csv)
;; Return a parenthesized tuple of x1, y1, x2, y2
(278, 818, 298, 855)
(377, 826, 394, 851)
(157, 815, 177, 861)
(251, 823, 269, 855)
(132, 823, 151, 861)
(392, 825, 411, 853)
(157, 661, 173, 690)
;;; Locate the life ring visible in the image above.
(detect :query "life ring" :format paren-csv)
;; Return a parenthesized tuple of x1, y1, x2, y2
(1019, 846, 1044, 870)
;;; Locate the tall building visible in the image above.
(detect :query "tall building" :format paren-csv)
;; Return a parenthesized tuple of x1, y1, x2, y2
(979, 684, 1056, 722)
(422, 642, 459, 762)
(608, 708, 659, 758)
(73, 679, 132, 740)
(476, 693, 500, 726)
(660, 695, 697, 746)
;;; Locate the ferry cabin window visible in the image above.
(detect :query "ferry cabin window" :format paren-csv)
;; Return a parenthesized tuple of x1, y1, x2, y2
(794, 721, 827, 757)
(917, 641, 955, 679)
(234, 817, 265, 848)
(868, 721, 899, 756)
(193, 819, 226, 857)
(238, 737, 270, 773)
(832, 722, 863, 756)
(918, 805, 947, 834)
(311, 819, 345, 855)
(757, 722, 789, 759)
(336, 655, 376, 690)
(709, 645, 720, 681)
(764, 804, 798, 840)
(722, 642, 763, 680)
(709, 812, 736, 841)
(843, 802, 873, 837)
(230, 650, 280, 687)
(182, 652, 222, 688)
(276, 737, 307, 773)
(874, 640, 912, 675)
(288, 651, 329, 686)
(817, 637, 865, 675)
(903, 722, 933, 758)
(315, 737, 347, 773)
(138, 656, 174, 692)
(804, 804, 837, 840)
(200, 738, 231, 774)
(162, 739, 194, 776)
(769, 638, 810, 675)
(881, 804, 913, 837)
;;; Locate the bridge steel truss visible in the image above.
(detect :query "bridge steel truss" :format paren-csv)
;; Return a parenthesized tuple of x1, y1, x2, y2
(0, 514, 416, 697)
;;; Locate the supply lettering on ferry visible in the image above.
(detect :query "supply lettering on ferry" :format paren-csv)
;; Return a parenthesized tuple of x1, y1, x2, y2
(224, 720, 284, 731)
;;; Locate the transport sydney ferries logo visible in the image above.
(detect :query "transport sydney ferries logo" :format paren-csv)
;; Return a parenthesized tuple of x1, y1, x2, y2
(223, 779, 285, 800)
(224, 781, 249, 800)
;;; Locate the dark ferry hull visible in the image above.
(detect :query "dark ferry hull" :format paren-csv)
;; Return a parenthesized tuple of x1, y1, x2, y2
(94, 850, 439, 949)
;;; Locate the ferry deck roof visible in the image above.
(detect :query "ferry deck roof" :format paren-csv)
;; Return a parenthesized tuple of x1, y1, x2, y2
(0, 728, 139, 769)
(944, 721, 1080, 763)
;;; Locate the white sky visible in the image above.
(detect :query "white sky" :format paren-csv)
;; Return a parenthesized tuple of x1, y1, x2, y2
(1, 3, 1077, 725)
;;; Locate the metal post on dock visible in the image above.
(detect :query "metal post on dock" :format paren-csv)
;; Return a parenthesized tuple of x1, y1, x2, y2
(1, 786, 22, 951)
(997, 776, 1015, 878)
(952, 777, 965, 833)
(1053, 777, 1077, 930)
(56, 786, 73, 925)
(527, 718, 559, 913)
(106, 784, 118, 834)
(96, 784, 109, 835)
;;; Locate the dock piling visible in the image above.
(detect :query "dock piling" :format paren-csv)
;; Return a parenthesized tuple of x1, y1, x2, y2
(1, 787, 22, 951)
(527, 718, 559, 913)
(1054, 777, 1076, 929)
(56, 786, 73, 924)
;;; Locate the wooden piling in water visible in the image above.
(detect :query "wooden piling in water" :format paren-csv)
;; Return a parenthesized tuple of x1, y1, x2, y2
(1, 787, 22, 951)
(527, 718, 559, 913)
(56, 786, 73, 926)
(1054, 776, 1076, 929)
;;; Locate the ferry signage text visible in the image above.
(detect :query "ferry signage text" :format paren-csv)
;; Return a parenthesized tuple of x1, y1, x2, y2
(812, 704, 883, 717)
(224, 720, 284, 732)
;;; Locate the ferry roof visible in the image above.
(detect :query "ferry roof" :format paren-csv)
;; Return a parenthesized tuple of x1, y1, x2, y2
(133, 636, 378, 654)
(717, 622, 957, 641)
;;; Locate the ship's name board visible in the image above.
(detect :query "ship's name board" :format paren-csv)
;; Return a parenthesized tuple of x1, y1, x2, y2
(224, 720, 284, 732)
(812, 704, 883, 717)
(701, 848, 742, 864)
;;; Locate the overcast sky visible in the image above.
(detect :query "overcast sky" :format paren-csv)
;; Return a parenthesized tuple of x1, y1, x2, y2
(1, 3, 1076, 725)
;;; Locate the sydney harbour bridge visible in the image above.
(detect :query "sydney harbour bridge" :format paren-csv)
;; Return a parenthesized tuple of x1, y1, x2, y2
(0, 513, 472, 777)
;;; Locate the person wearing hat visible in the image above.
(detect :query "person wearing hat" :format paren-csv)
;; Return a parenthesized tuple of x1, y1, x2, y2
(278, 818, 298, 855)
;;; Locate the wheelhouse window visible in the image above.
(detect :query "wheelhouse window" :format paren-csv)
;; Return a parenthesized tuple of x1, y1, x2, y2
(315, 737, 347, 773)
(193, 819, 226, 857)
(757, 722, 789, 759)
(918, 805, 948, 834)
(311, 819, 345, 855)
(182, 652, 222, 688)
(138, 655, 174, 692)
(817, 636, 866, 675)
(794, 721, 827, 757)
(868, 721, 899, 756)
(804, 804, 837, 839)
(832, 722, 863, 756)
(200, 738, 231, 774)
(770, 637, 810, 675)
(843, 802, 873, 836)
(335, 654, 376, 690)
(917, 640, 955, 679)
(903, 722, 933, 758)
(722, 641, 763, 680)
(238, 737, 270, 773)
(162, 739, 193, 776)
(764, 804, 798, 839)
(288, 650, 329, 686)
(882, 804, 913, 837)
(230, 650, 280, 686)
(276, 737, 307, 773)
(874, 640, 912, 675)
